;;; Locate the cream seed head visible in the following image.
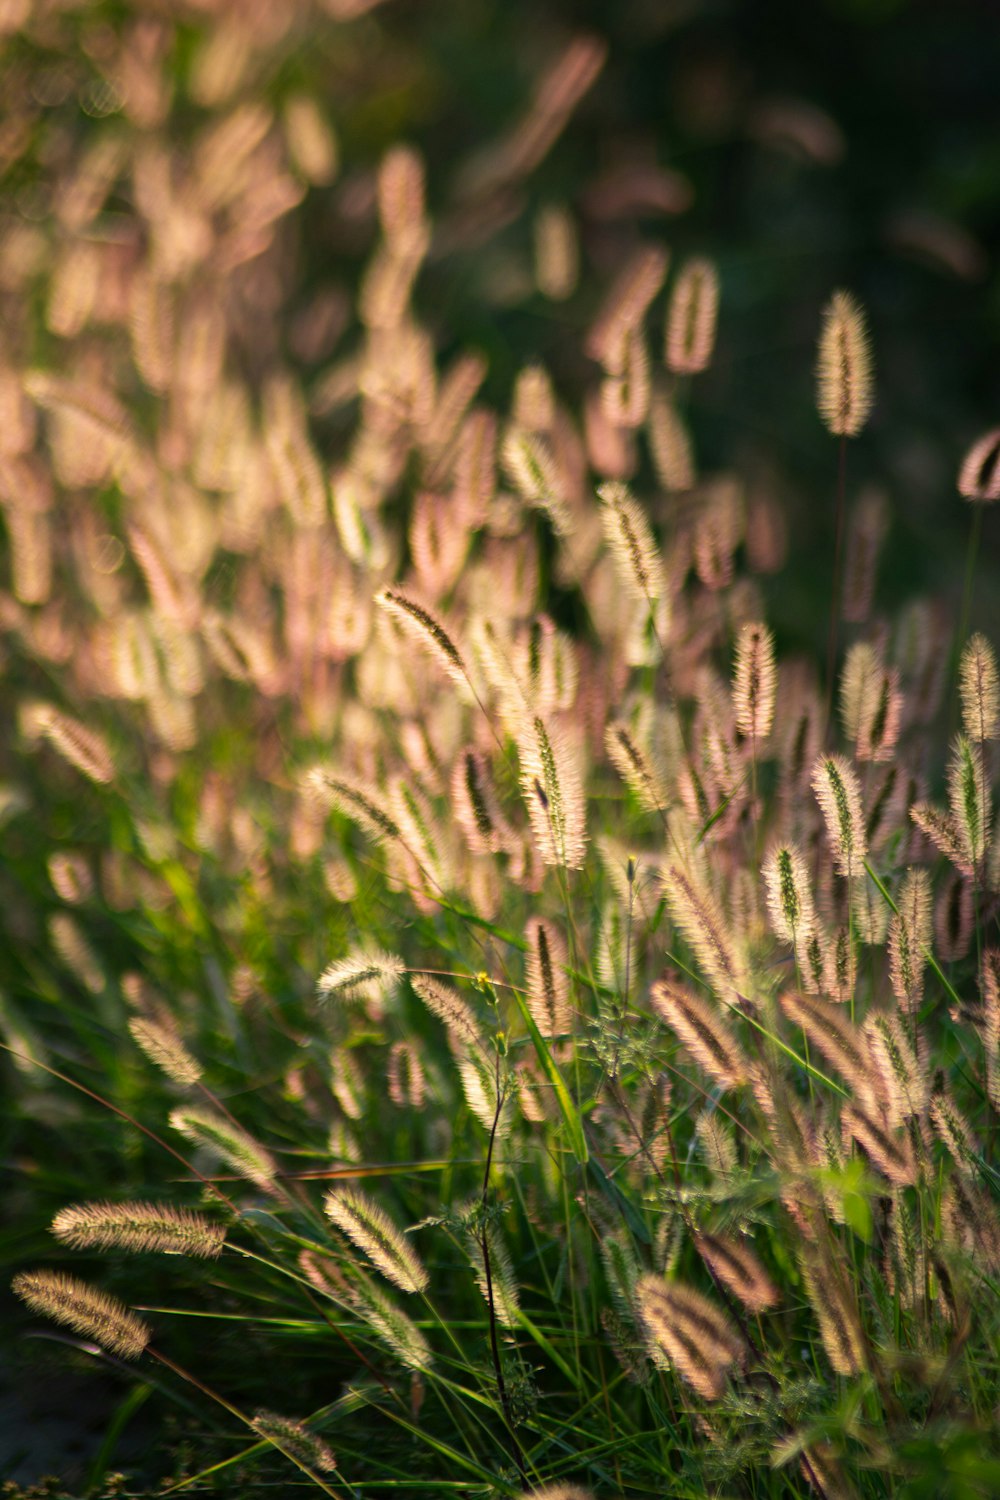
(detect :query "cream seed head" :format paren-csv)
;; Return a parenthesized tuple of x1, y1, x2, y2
(811, 753, 867, 878)
(732, 621, 776, 743)
(13, 1269, 151, 1360)
(762, 843, 816, 947)
(958, 427, 1000, 502)
(816, 290, 874, 437)
(650, 977, 749, 1090)
(51, 1200, 225, 1258)
(959, 633, 1000, 742)
(665, 257, 719, 376)
(324, 1185, 428, 1294)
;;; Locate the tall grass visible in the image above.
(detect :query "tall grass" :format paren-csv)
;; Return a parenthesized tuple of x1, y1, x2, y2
(2, 5, 1000, 1498)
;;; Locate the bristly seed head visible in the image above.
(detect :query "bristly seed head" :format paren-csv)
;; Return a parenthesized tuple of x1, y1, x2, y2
(324, 1185, 428, 1294)
(762, 843, 816, 947)
(51, 1201, 225, 1258)
(811, 754, 867, 878)
(733, 621, 776, 743)
(816, 290, 874, 437)
(12, 1269, 151, 1359)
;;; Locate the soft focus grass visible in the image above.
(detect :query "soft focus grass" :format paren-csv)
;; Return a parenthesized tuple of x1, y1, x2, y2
(3, 3, 1000, 1499)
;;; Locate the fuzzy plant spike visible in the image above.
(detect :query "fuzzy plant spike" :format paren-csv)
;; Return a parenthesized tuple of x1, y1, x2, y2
(604, 720, 669, 815)
(839, 641, 880, 745)
(452, 747, 507, 854)
(648, 391, 695, 492)
(888, 867, 932, 1012)
(169, 1107, 278, 1195)
(517, 1488, 594, 1500)
(409, 973, 484, 1052)
(354, 1277, 434, 1371)
(947, 733, 990, 873)
(816, 290, 874, 437)
(501, 428, 570, 534)
(779, 991, 872, 1090)
(841, 1102, 917, 1187)
(597, 481, 665, 616)
(323, 1186, 428, 1294)
(306, 770, 402, 846)
(340, 1266, 434, 1371)
(636, 1275, 744, 1399)
(51, 1201, 226, 1258)
(600, 325, 651, 427)
(732, 621, 776, 744)
(762, 842, 817, 948)
(864, 1008, 927, 1123)
(26, 705, 115, 785)
(517, 713, 587, 870)
(375, 587, 471, 694)
(650, 977, 749, 1090)
(856, 666, 902, 762)
(694, 1232, 779, 1313)
(811, 754, 867, 878)
(128, 1014, 202, 1086)
(909, 799, 969, 876)
(798, 1248, 868, 1377)
(534, 202, 579, 302)
(12, 1270, 151, 1360)
(661, 863, 745, 1002)
(959, 633, 1000, 742)
(665, 257, 720, 375)
(524, 916, 572, 1037)
(587, 243, 668, 367)
(958, 427, 1000, 502)
(250, 1411, 337, 1475)
(317, 949, 406, 1004)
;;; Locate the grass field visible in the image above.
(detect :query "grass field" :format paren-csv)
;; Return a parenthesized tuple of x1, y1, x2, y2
(3, 3, 1000, 1497)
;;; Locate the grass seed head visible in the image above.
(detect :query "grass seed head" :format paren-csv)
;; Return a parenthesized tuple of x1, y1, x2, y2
(816, 289, 874, 437)
(128, 1014, 202, 1086)
(169, 1107, 277, 1194)
(732, 620, 776, 743)
(13, 1269, 151, 1359)
(324, 1185, 428, 1294)
(958, 427, 1000, 502)
(51, 1201, 225, 1258)
(665, 257, 720, 375)
(959, 633, 1000, 742)
(811, 754, 867, 878)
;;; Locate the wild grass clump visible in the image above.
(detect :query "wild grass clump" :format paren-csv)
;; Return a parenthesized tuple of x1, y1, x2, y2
(2, 4, 1000, 1498)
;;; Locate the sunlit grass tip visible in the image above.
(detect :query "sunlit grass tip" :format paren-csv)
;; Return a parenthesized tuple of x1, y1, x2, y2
(597, 480, 664, 613)
(12, 1269, 151, 1360)
(317, 949, 406, 1003)
(811, 753, 867, 878)
(636, 1274, 744, 1399)
(732, 620, 776, 744)
(959, 633, 1000, 742)
(762, 842, 816, 947)
(128, 1014, 202, 1087)
(375, 587, 470, 691)
(51, 1201, 226, 1258)
(665, 257, 720, 376)
(525, 916, 571, 1038)
(324, 1185, 428, 1294)
(169, 1107, 277, 1195)
(650, 977, 748, 1090)
(816, 289, 874, 437)
(251, 1410, 337, 1473)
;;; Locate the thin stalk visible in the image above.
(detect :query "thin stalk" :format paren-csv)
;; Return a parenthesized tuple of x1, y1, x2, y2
(479, 1064, 529, 1488)
(823, 432, 848, 745)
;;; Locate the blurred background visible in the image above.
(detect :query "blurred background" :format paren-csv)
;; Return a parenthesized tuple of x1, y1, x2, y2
(1, 0, 998, 640)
